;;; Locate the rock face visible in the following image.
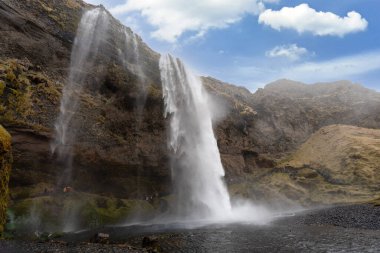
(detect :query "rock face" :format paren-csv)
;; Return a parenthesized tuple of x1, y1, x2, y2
(0, 0, 85, 76)
(0, 0, 379, 228)
(203, 77, 260, 177)
(0, 125, 12, 236)
(1, 0, 167, 202)
(207, 77, 380, 156)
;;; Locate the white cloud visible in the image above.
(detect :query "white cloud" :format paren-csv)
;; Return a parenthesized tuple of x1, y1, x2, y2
(266, 44, 310, 61)
(283, 51, 380, 82)
(229, 51, 380, 90)
(110, 0, 267, 42)
(258, 3, 368, 37)
(124, 15, 143, 35)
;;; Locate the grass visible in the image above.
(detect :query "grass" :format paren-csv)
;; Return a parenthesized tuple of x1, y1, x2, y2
(371, 197, 380, 206)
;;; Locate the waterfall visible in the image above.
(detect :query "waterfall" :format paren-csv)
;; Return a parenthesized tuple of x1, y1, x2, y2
(123, 30, 147, 119)
(160, 54, 232, 220)
(119, 30, 148, 201)
(132, 32, 147, 111)
(122, 30, 144, 79)
(51, 8, 109, 187)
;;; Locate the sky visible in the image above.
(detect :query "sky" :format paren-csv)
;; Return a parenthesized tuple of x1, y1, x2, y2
(85, 0, 380, 92)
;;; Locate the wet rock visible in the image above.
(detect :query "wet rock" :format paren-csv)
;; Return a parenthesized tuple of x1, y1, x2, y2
(34, 231, 51, 242)
(90, 232, 110, 244)
(142, 236, 161, 252)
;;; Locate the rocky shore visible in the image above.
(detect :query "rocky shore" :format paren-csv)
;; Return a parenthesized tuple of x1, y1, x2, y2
(286, 204, 380, 230)
(0, 240, 145, 253)
(1, 204, 379, 252)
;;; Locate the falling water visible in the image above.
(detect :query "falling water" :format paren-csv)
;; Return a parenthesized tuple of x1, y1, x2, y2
(51, 8, 109, 188)
(132, 33, 148, 117)
(119, 29, 149, 201)
(160, 54, 232, 220)
(123, 30, 147, 119)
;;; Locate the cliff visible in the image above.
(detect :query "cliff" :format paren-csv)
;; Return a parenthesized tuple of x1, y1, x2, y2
(204, 77, 380, 177)
(247, 78, 379, 155)
(1, 0, 167, 201)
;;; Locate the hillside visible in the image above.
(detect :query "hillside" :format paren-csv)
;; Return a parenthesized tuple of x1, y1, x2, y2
(230, 125, 380, 205)
(250, 79, 380, 155)
(205, 77, 380, 159)
(284, 124, 380, 185)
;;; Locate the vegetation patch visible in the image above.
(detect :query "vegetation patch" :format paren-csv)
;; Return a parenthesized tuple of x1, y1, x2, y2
(0, 58, 61, 128)
(8, 192, 154, 233)
(0, 125, 12, 237)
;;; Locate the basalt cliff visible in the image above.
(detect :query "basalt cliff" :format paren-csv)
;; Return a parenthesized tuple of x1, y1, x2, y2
(0, 0, 379, 229)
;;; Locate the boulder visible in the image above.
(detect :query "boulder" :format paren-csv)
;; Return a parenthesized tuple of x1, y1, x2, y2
(142, 236, 161, 252)
(90, 232, 110, 244)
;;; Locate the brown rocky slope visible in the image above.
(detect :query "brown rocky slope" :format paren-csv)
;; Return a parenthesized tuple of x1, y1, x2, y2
(230, 125, 380, 206)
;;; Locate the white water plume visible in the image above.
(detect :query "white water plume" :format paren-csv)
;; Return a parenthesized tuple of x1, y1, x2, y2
(51, 8, 109, 187)
(160, 54, 232, 220)
(159, 54, 273, 224)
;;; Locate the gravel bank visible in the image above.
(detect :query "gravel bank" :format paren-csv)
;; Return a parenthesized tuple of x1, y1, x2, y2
(280, 204, 380, 230)
(0, 240, 145, 253)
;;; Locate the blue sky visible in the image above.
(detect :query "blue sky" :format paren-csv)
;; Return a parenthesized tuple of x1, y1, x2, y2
(86, 0, 380, 91)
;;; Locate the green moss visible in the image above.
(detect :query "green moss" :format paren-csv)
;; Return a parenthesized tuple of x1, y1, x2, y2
(5, 68, 16, 83)
(148, 84, 162, 99)
(79, 196, 154, 228)
(0, 125, 12, 237)
(38, 1, 53, 12)
(0, 125, 11, 152)
(0, 81, 5, 96)
(371, 197, 380, 206)
(9, 193, 154, 232)
(65, 0, 81, 9)
(0, 60, 33, 123)
(36, 0, 82, 33)
(0, 58, 60, 127)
